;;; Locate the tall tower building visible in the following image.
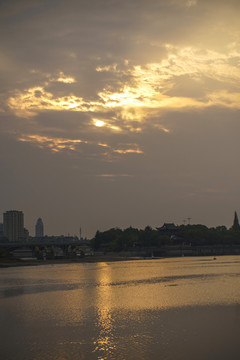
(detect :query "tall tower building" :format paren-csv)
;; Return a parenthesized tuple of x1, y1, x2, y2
(232, 211, 240, 231)
(3, 210, 25, 242)
(35, 218, 44, 237)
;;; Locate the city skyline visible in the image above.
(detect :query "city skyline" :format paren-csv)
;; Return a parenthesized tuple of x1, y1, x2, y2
(0, 209, 239, 239)
(0, 0, 240, 238)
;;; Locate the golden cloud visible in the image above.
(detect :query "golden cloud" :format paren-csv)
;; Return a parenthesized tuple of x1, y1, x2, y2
(98, 142, 109, 148)
(8, 86, 104, 118)
(93, 118, 122, 132)
(96, 46, 240, 120)
(56, 72, 76, 84)
(113, 149, 143, 154)
(206, 90, 240, 108)
(18, 134, 88, 152)
(7, 45, 240, 124)
(18, 134, 144, 157)
(8, 87, 87, 117)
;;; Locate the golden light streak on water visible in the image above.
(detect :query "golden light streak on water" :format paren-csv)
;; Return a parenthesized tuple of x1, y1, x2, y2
(93, 263, 116, 359)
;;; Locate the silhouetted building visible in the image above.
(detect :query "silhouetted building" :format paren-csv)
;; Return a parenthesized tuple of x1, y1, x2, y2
(232, 211, 240, 231)
(156, 223, 180, 236)
(35, 218, 44, 237)
(3, 210, 25, 242)
(24, 228, 29, 241)
(0, 223, 4, 241)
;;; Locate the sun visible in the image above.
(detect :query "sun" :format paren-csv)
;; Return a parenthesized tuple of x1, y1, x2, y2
(94, 119, 105, 127)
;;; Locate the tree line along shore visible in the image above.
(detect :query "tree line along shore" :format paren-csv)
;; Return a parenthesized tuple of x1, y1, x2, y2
(91, 224, 240, 252)
(1, 223, 240, 267)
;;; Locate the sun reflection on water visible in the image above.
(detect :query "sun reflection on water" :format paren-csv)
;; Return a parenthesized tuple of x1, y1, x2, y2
(93, 263, 117, 359)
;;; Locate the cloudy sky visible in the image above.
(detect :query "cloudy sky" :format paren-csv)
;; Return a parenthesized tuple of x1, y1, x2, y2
(0, 0, 240, 238)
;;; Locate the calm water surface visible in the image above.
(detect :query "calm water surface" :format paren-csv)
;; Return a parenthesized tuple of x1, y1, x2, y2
(0, 256, 239, 360)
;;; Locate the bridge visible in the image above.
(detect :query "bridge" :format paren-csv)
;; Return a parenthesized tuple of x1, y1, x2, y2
(0, 239, 92, 258)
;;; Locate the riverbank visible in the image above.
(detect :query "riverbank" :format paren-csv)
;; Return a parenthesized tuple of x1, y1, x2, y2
(1, 251, 239, 268)
(0, 255, 148, 268)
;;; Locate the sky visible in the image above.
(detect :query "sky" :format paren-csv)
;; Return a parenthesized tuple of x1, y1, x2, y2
(0, 0, 240, 238)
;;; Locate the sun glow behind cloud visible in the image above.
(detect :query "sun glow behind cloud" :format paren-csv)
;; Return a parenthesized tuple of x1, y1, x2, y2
(6, 44, 240, 157)
(102, 46, 240, 108)
(8, 45, 240, 123)
(94, 119, 105, 127)
(93, 118, 122, 132)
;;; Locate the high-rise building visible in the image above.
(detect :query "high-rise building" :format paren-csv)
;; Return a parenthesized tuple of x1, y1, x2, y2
(3, 210, 25, 242)
(35, 218, 44, 237)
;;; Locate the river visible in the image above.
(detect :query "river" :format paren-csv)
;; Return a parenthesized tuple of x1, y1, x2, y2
(0, 256, 239, 360)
